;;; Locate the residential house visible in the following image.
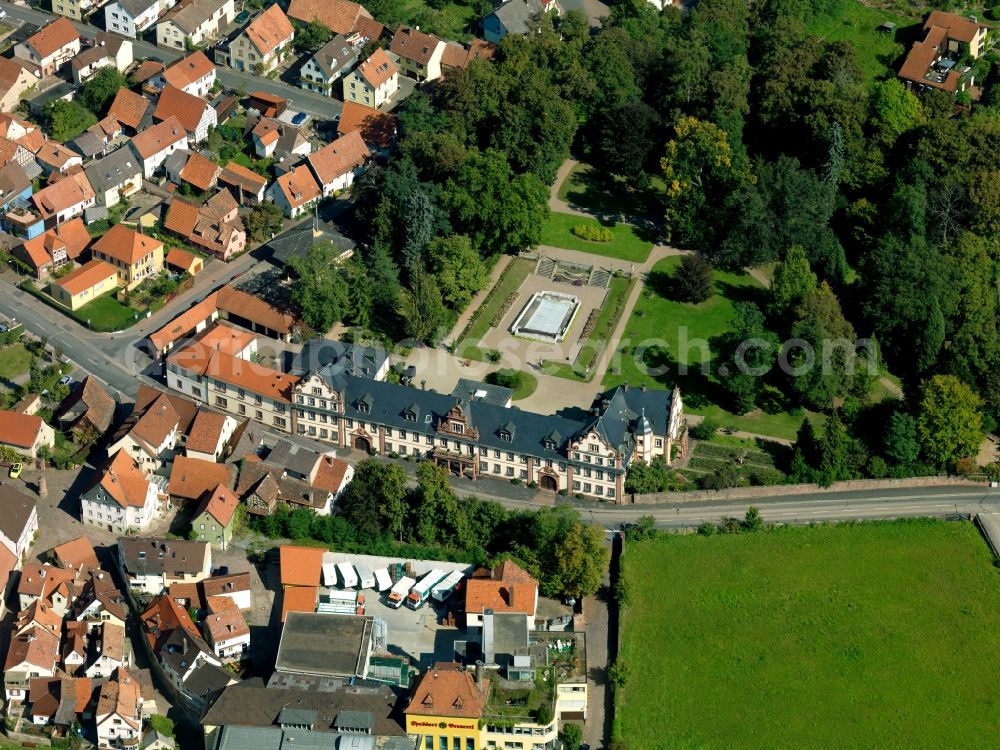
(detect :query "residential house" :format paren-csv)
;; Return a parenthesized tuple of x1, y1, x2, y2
(53, 0, 103, 22)
(165, 247, 203, 276)
(160, 51, 217, 97)
(14, 18, 81, 77)
(287, 0, 383, 37)
(166, 150, 220, 192)
(85, 622, 131, 679)
(0, 159, 33, 215)
(31, 171, 97, 226)
(236, 441, 352, 517)
(17, 564, 83, 615)
(153, 86, 217, 143)
(105, 0, 177, 38)
(191, 484, 239, 549)
(71, 568, 129, 633)
(84, 148, 143, 207)
(13, 217, 91, 280)
(163, 191, 246, 260)
(50, 536, 100, 572)
(91, 224, 165, 291)
(201, 595, 248, 661)
(248, 116, 310, 160)
(158, 625, 234, 710)
(342, 47, 397, 109)
(306, 129, 370, 196)
(35, 141, 82, 175)
(217, 161, 267, 204)
(81, 449, 162, 534)
(4, 623, 60, 703)
(147, 291, 221, 358)
(157, 0, 235, 53)
(27, 675, 92, 728)
(186, 409, 238, 461)
(0, 409, 55, 458)
(166, 324, 297, 433)
(118, 537, 212, 595)
(109, 88, 153, 136)
(300, 34, 359, 96)
(337, 101, 396, 153)
(167, 454, 232, 505)
(68, 115, 123, 160)
(229, 4, 294, 74)
(389, 25, 444, 82)
(130, 115, 190, 178)
(464, 559, 538, 627)
(267, 164, 320, 219)
(58, 374, 115, 436)
(95, 667, 142, 749)
(50, 260, 119, 310)
(0, 482, 39, 612)
(201, 572, 251, 610)
(440, 38, 496, 73)
(898, 11, 987, 94)
(105, 390, 187, 471)
(71, 34, 134, 84)
(481, 0, 560, 43)
(0, 58, 39, 113)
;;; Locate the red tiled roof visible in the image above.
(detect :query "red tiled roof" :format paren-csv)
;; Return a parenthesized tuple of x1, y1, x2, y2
(390, 25, 442, 66)
(51, 536, 99, 571)
(148, 291, 219, 352)
(244, 4, 294, 56)
(337, 101, 396, 149)
(179, 151, 220, 191)
(154, 86, 212, 136)
(163, 50, 215, 90)
(194, 483, 240, 527)
(354, 47, 396, 88)
(279, 544, 323, 587)
(287, 0, 372, 35)
(925, 10, 982, 43)
(219, 161, 268, 191)
(187, 410, 228, 456)
(92, 224, 163, 265)
(407, 664, 487, 720)
(131, 115, 188, 159)
(217, 285, 295, 334)
(307, 130, 370, 187)
(109, 88, 151, 130)
(18, 219, 90, 269)
(32, 171, 95, 217)
(273, 164, 320, 210)
(165, 247, 200, 273)
(27, 18, 78, 59)
(168, 455, 232, 502)
(53, 259, 117, 297)
(280, 585, 317, 622)
(93, 450, 152, 508)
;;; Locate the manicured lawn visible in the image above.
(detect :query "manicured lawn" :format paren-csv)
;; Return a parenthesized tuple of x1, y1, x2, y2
(558, 163, 665, 218)
(618, 520, 1000, 749)
(454, 258, 533, 359)
(602, 255, 810, 440)
(76, 293, 139, 331)
(0, 343, 31, 381)
(539, 212, 653, 264)
(805, 0, 917, 85)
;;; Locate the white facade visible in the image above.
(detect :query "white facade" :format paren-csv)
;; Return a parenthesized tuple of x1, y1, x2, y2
(186, 104, 217, 144)
(156, 0, 235, 50)
(72, 40, 135, 84)
(106, 0, 176, 38)
(132, 133, 190, 180)
(106, 430, 178, 472)
(81, 480, 159, 534)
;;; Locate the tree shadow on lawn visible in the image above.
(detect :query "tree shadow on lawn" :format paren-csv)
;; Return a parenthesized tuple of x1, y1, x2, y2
(716, 279, 769, 307)
(639, 343, 727, 411)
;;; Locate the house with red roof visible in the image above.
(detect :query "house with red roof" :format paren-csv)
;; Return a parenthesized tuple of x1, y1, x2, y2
(0, 58, 38, 114)
(90, 224, 165, 291)
(306, 129, 370, 196)
(13, 18, 80, 76)
(12, 217, 91, 280)
(229, 4, 294, 74)
(156, 50, 217, 97)
(153, 85, 217, 143)
(267, 163, 320, 218)
(191, 484, 239, 549)
(0, 409, 55, 458)
(129, 115, 189, 178)
(343, 47, 398, 109)
(81, 449, 162, 534)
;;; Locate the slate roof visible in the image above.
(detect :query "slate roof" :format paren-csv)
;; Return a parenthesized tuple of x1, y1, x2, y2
(266, 221, 354, 268)
(114, 0, 161, 19)
(84, 148, 142, 194)
(307, 35, 358, 79)
(290, 339, 386, 379)
(484, 0, 543, 36)
(119, 537, 210, 577)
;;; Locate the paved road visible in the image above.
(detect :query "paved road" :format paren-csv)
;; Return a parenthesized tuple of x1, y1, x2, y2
(1, 2, 344, 120)
(562, 486, 1000, 529)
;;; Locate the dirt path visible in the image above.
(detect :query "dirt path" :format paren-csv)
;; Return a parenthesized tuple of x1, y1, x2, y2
(444, 254, 513, 345)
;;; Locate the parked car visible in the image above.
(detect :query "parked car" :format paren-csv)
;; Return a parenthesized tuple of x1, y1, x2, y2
(292, 111, 308, 125)
(58, 376, 72, 386)
(9, 463, 22, 479)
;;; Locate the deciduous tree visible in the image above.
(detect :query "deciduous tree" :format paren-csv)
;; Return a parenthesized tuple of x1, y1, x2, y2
(917, 375, 984, 468)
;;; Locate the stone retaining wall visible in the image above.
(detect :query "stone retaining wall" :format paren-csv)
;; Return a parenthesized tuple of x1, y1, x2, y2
(630, 476, 984, 505)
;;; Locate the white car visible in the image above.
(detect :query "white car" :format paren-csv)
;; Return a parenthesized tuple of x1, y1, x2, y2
(58, 376, 72, 386)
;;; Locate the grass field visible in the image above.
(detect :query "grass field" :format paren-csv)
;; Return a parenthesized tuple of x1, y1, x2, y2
(602, 255, 810, 440)
(805, 0, 917, 84)
(0, 343, 31, 381)
(454, 258, 533, 360)
(75, 293, 138, 331)
(540, 212, 653, 264)
(618, 519, 1000, 749)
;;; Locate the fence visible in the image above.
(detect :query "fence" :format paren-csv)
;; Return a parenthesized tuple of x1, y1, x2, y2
(630, 475, 985, 505)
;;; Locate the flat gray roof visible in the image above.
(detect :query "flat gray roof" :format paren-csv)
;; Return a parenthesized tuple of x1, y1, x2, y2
(275, 612, 374, 679)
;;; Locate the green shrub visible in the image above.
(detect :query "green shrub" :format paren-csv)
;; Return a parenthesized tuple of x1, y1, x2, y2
(572, 223, 614, 242)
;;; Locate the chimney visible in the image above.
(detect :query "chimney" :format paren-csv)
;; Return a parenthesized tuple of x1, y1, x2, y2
(623, 382, 629, 392)
(475, 660, 484, 686)
(641, 382, 647, 393)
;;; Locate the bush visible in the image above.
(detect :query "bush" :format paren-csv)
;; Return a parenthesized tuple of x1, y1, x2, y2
(572, 223, 614, 242)
(688, 417, 720, 441)
(486, 349, 502, 362)
(559, 723, 583, 750)
(147, 715, 175, 737)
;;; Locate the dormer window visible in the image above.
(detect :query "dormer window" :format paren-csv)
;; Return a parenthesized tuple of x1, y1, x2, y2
(451, 422, 463, 434)
(358, 402, 369, 414)
(500, 431, 511, 442)
(404, 412, 415, 422)
(544, 441, 554, 450)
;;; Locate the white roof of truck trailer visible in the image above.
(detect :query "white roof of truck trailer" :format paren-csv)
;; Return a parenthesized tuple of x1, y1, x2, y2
(410, 569, 446, 598)
(373, 568, 392, 591)
(336, 561, 358, 588)
(389, 576, 415, 597)
(431, 570, 464, 601)
(321, 562, 339, 587)
(354, 562, 375, 589)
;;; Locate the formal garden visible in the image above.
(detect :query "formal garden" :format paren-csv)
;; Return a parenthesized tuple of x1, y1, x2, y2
(615, 519, 1000, 749)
